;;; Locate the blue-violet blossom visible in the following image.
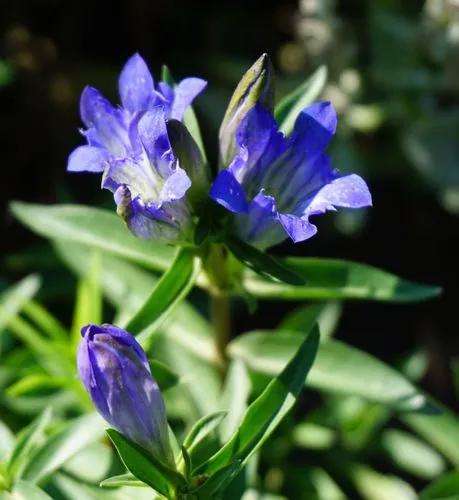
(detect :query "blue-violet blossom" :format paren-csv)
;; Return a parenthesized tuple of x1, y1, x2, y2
(210, 102, 372, 248)
(78, 323, 174, 465)
(67, 53, 207, 242)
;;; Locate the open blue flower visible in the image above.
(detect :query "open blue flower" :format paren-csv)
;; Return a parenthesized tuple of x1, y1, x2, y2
(67, 53, 206, 242)
(210, 102, 372, 248)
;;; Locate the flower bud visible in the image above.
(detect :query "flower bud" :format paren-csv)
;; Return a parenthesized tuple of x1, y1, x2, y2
(77, 324, 174, 466)
(167, 119, 210, 210)
(219, 53, 275, 166)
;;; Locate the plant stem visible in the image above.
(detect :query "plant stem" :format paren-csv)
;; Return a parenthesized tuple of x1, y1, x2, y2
(203, 243, 232, 372)
(211, 290, 231, 369)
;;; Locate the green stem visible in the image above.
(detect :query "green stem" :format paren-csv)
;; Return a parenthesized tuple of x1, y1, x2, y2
(211, 290, 231, 369)
(203, 243, 232, 372)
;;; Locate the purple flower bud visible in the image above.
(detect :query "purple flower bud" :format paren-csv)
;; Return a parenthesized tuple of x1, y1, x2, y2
(78, 324, 174, 466)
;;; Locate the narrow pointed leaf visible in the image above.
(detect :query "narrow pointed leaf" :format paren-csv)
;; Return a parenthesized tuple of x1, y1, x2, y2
(7, 408, 52, 480)
(279, 302, 342, 340)
(197, 327, 319, 476)
(243, 257, 441, 303)
(275, 65, 328, 135)
(125, 247, 201, 347)
(401, 402, 459, 467)
(0, 480, 53, 500)
(420, 471, 459, 500)
(219, 360, 251, 442)
(100, 473, 146, 488)
(21, 413, 105, 483)
(381, 429, 445, 479)
(106, 429, 185, 497)
(226, 236, 305, 286)
(10, 203, 173, 272)
(228, 331, 427, 411)
(149, 360, 180, 392)
(193, 461, 242, 499)
(184, 411, 228, 453)
(0, 275, 41, 334)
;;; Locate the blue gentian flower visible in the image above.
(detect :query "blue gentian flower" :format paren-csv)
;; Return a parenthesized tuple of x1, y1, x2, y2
(67, 53, 207, 242)
(210, 102, 372, 248)
(78, 323, 174, 466)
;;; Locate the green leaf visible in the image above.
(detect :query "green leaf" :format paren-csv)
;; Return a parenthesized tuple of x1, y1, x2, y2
(219, 359, 251, 442)
(149, 360, 180, 392)
(197, 327, 319, 476)
(226, 236, 305, 286)
(243, 257, 441, 302)
(0, 421, 15, 461)
(275, 65, 327, 135)
(0, 275, 41, 334)
(2, 315, 72, 377)
(54, 240, 211, 347)
(11, 203, 173, 272)
(125, 247, 201, 347)
(6, 374, 69, 397)
(184, 411, 228, 454)
(349, 464, 416, 500)
(70, 251, 102, 347)
(106, 429, 185, 497)
(153, 333, 221, 419)
(401, 402, 459, 467)
(420, 471, 459, 500)
(22, 413, 105, 484)
(292, 422, 336, 450)
(7, 408, 52, 480)
(0, 480, 53, 500)
(22, 301, 68, 341)
(278, 302, 342, 340)
(193, 461, 242, 499)
(100, 473, 146, 488)
(167, 119, 209, 208)
(62, 442, 113, 484)
(381, 429, 445, 480)
(228, 331, 427, 411)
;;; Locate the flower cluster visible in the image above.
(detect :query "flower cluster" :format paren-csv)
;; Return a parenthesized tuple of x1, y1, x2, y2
(67, 54, 206, 242)
(68, 53, 371, 248)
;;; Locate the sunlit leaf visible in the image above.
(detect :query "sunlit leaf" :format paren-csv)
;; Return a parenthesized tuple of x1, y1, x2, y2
(22, 413, 105, 483)
(243, 257, 441, 303)
(275, 66, 328, 135)
(11, 203, 173, 272)
(106, 429, 185, 497)
(197, 327, 319, 477)
(229, 330, 426, 411)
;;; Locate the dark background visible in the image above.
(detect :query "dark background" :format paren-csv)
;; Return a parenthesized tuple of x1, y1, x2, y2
(1, 0, 458, 404)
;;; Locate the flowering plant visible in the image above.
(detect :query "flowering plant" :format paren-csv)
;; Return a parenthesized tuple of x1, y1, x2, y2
(3, 52, 448, 500)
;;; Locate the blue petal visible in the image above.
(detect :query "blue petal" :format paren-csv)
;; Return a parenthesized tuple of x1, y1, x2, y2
(231, 104, 288, 189)
(118, 53, 154, 113)
(67, 145, 109, 172)
(278, 213, 318, 243)
(102, 157, 159, 201)
(306, 173, 372, 216)
(137, 108, 171, 164)
(79, 86, 129, 155)
(291, 101, 337, 157)
(235, 191, 285, 248)
(210, 170, 248, 213)
(170, 77, 207, 120)
(121, 191, 181, 242)
(160, 166, 191, 203)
